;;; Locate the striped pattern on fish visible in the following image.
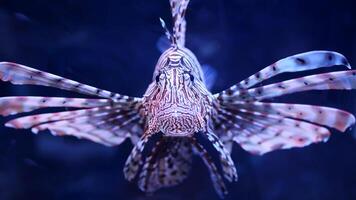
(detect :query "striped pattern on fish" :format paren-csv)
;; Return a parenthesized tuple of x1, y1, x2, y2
(0, 0, 355, 198)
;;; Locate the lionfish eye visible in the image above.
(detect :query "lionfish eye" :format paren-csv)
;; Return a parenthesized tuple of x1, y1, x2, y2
(189, 73, 194, 82)
(155, 74, 160, 83)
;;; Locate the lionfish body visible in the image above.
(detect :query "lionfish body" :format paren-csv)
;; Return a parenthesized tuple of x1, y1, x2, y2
(0, 0, 355, 198)
(143, 47, 212, 137)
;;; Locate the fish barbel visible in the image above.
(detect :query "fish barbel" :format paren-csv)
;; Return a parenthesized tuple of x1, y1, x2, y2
(0, 0, 355, 198)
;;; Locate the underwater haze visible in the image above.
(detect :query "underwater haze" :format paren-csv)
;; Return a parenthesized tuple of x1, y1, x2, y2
(0, 0, 355, 200)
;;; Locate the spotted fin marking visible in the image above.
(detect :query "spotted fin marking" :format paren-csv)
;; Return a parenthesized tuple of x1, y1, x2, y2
(0, 62, 140, 102)
(155, 139, 192, 188)
(190, 137, 228, 198)
(137, 139, 164, 192)
(231, 51, 351, 90)
(5, 106, 105, 129)
(169, 0, 190, 47)
(205, 131, 238, 182)
(220, 101, 355, 132)
(4, 103, 142, 146)
(214, 106, 332, 155)
(0, 62, 143, 146)
(0, 96, 110, 116)
(218, 70, 356, 102)
(124, 133, 153, 181)
(138, 138, 192, 192)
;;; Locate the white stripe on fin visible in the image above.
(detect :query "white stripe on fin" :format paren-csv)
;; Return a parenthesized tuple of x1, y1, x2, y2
(0, 62, 140, 102)
(235, 51, 351, 90)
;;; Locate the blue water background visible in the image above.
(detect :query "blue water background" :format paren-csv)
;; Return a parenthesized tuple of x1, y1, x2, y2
(0, 0, 355, 199)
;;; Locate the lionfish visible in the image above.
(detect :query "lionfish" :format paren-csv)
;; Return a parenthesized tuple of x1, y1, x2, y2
(0, 0, 355, 198)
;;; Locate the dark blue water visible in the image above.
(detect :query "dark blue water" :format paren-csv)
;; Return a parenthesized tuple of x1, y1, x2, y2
(0, 0, 355, 200)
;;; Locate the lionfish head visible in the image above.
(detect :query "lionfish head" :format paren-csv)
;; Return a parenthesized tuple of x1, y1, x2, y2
(143, 47, 213, 137)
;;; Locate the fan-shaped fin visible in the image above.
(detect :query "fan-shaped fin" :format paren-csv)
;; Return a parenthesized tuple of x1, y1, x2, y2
(230, 51, 350, 90)
(214, 106, 332, 155)
(205, 131, 238, 182)
(0, 96, 110, 116)
(138, 138, 192, 192)
(4, 101, 142, 146)
(0, 62, 140, 102)
(220, 101, 355, 132)
(190, 137, 228, 198)
(218, 70, 356, 101)
(124, 133, 153, 181)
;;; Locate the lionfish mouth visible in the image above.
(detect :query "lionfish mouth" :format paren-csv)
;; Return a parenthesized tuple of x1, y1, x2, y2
(155, 104, 205, 137)
(164, 130, 191, 137)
